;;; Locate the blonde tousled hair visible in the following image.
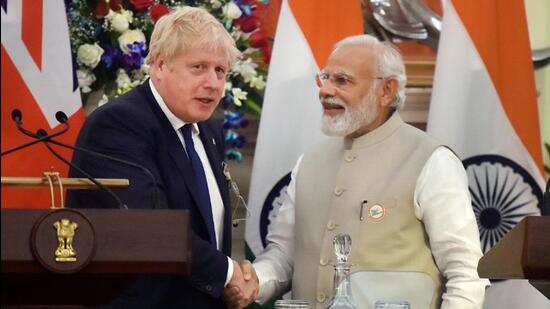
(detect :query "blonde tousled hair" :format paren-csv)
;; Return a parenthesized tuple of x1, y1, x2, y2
(145, 6, 241, 66)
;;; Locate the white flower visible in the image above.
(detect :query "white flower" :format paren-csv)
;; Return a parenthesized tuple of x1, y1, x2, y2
(110, 13, 129, 33)
(210, 0, 223, 9)
(231, 29, 250, 41)
(140, 63, 150, 74)
(130, 63, 150, 82)
(97, 94, 110, 107)
(242, 47, 260, 55)
(76, 69, 96, 93)
(231, 88, 248, 106)
(77, 43, 104, 69)
(222, 2, 242, 21)
(116, 69, 132, 88)
(232, 58, 258, 83)
(249, 75, 265, 90)
(225, 81, 233, 92)
(118, 29, 146, 54)
(106, 9, 133, 33)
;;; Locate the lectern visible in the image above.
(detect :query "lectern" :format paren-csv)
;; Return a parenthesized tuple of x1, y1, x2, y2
(1, 176, 191, 306)
(478, 216, 550, 299)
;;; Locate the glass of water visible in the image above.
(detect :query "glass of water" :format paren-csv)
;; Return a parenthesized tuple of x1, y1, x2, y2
(374, 300, 411, 309)
(274, 299, 309, 309)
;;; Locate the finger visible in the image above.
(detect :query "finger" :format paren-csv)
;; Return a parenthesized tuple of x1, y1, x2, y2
(240, 260, 254, 281)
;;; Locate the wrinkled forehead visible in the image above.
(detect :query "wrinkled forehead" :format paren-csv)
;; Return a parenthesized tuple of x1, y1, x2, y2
(324, 44, 377, 77)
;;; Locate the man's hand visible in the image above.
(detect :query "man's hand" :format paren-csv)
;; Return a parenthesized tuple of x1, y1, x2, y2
(223, 260, 259, 309)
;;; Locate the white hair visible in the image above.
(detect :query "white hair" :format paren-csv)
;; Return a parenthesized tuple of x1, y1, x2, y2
(333, 34, 406, 109)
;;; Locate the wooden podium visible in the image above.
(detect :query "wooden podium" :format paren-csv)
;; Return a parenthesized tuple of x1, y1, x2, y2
(1, 176, 192, 306)
(478, 216, 550, 299)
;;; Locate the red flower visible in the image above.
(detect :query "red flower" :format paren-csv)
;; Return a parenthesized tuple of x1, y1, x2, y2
(150, 4, 170, 23)
(262, 45, 272, 64)
(94, 0, 122, 18)
(249, 31, 268, 48)
(130, 0, 153, 12)
(251, 3, 268, 19)
(234, 15, 261, 33)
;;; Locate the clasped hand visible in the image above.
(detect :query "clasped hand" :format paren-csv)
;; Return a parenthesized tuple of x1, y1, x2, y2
(223, 260, 259, 309)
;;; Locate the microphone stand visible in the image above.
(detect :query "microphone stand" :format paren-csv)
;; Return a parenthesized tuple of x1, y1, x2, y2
(40, 138, 127, 209)
(44, 137, 160, 210)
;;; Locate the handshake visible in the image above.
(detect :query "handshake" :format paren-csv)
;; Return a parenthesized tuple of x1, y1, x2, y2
(223, 259, 259, 309)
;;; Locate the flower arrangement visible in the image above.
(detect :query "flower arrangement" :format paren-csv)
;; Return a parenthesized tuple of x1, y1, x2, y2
(66, 0, 271, 160)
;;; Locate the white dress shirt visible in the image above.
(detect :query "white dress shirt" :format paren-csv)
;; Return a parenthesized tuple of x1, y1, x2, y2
(254, 146, 490, 308)
(149, 80, 233, 286)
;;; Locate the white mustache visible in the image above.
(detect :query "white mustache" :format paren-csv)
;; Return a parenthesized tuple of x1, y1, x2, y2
(320, 97, 347, 109)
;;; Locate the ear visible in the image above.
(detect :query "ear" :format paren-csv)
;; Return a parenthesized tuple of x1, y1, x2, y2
(150, 57, 167, 80)
(379, 78, 399, 108)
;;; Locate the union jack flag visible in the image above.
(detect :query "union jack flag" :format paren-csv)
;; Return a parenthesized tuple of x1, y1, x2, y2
(1, 0, 85, 208)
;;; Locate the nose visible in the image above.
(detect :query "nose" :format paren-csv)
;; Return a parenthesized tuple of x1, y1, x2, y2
(203, 68, 222, 90)
(317, 76, 337, 97)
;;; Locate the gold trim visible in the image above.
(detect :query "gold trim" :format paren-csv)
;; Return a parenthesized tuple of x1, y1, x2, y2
(1, 177, 129, 189)
(405, 58, 435, 87)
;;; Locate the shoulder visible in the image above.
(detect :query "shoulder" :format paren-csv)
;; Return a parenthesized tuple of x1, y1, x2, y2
(87, 84, 153, 124)
(76, 84, 162, 146)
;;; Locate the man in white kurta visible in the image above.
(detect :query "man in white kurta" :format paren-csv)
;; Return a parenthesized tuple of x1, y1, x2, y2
(229, 34, 489, 309)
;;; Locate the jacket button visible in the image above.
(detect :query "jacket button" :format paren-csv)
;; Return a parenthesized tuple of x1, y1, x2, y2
(327, 221, 336, 231)
(320, 257, 328, 266)
(344, 153, 355, 162)
(317, 292, 326, 303)
(334, 187, 343, 196)
(205, 285, 212, 292)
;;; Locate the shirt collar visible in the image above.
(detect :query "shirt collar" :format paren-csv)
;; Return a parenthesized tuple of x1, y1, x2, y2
(149, 79, 199, 134)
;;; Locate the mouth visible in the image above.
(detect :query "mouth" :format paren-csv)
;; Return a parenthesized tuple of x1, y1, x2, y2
(195, 97, 216, 105)
(322, 101, 345, 116)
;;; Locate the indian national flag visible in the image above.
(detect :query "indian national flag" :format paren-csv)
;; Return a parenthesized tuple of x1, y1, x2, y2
(245, 0, 363, 261)
(427, 0, 549, 307)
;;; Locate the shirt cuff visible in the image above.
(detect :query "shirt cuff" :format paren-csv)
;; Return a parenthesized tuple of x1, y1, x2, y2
(224, 257, 234, 287)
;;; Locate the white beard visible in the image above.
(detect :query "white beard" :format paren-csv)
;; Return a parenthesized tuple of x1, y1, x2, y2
(320, 86, 379, 137)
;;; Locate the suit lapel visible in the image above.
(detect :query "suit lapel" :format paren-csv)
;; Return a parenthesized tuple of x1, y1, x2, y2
(198, 123, 227, 200)
(140, 81, 228, 248)
(198, 122, 232, 254)
(139, 82, 205, 216)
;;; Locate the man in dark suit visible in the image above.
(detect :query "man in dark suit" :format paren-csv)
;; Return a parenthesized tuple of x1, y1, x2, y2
(68, 6, 257, 308)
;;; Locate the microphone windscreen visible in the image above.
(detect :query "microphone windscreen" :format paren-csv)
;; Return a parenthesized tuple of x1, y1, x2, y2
(11, 109, 22, 122)
(37, 129, 48, 137)
(55, 111, 68, 124)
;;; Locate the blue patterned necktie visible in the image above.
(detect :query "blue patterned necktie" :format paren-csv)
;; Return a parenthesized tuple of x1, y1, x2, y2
(181, 124, 216, 244)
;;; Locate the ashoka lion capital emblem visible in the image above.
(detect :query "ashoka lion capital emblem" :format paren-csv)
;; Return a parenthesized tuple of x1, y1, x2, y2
(53, 218, 78, 262)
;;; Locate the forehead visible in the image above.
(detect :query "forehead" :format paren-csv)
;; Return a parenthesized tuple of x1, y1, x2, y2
(324, 44, 376, 77)
(176, 44, 230, 66)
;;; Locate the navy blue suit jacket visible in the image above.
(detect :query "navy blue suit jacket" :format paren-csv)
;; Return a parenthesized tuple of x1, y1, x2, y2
(68, 81, 232, 308)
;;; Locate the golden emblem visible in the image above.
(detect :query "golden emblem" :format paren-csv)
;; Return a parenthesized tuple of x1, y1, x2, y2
(368, 204, 386, 221)
(53, 218, 78, 262)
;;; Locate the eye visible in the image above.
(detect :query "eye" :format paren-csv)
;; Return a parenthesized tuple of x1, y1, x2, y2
(215, 66, 227, 77)
(333, 74, 351, 87)
(317, 72, 328, 81)
(192, 63, 205, 71)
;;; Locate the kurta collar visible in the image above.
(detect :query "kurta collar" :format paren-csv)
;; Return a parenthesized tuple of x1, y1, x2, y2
(344, 111, 403, 150)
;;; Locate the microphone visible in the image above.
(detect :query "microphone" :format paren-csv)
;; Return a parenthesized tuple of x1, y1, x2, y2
(11, 109, 22, 123)
(41, 111, 161, 209)
(4, 108, 161, 209)
(36, 129, 127, 209)
(2, 109, 70, 156)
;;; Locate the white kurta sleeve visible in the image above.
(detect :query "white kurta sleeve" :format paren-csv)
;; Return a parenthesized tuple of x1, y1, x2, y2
(414, 147, 490, 309)
(253, 156, 303, 304)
